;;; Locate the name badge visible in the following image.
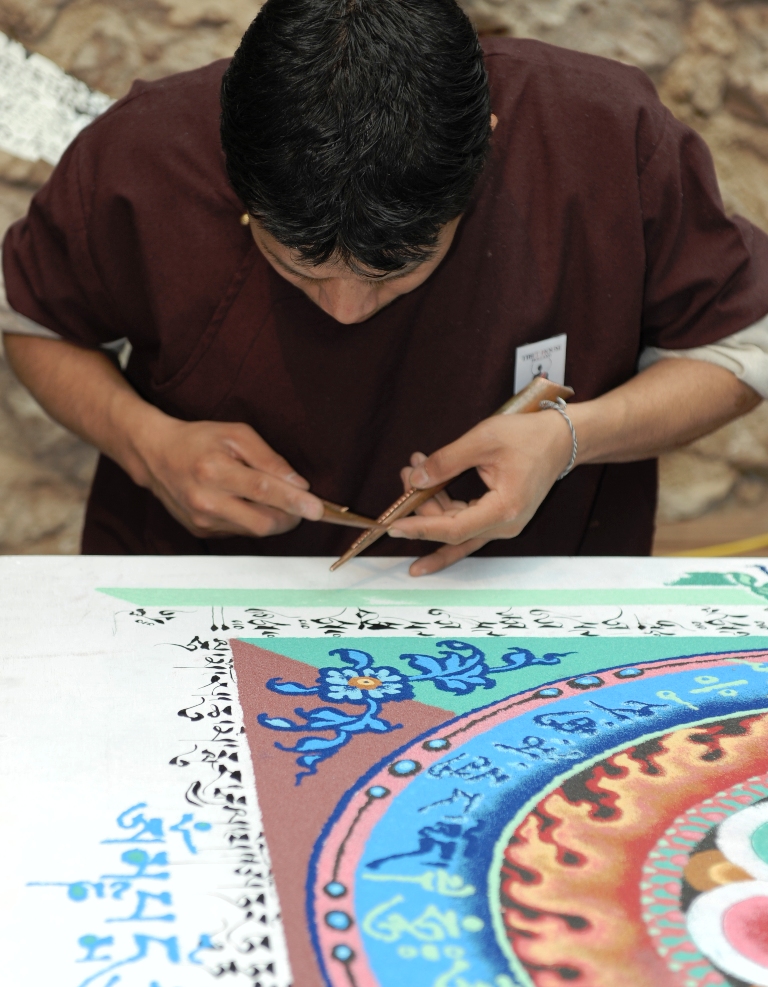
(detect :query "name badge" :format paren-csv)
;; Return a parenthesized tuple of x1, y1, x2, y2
(514, 333, 567, 394)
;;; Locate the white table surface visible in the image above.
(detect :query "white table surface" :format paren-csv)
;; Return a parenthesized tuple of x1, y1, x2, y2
(3, 554, 768, 986)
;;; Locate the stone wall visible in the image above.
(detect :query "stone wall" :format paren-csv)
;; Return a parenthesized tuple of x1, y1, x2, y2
(0, 0, 767, 551)
(1, 0, 262, 99)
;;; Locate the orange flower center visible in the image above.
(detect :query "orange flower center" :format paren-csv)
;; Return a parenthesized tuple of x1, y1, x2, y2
(347, 676, 383, 690)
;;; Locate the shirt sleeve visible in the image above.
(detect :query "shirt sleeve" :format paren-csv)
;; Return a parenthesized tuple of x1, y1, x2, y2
(1, 130, 125, 349)
(640, 107, 768, 351)
(638, 313, 768, 398)
(0, 265, 62, 338)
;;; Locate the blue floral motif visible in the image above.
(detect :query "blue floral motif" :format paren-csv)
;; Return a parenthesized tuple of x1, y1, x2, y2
(258, 641, 574, 783)
(257, 695, 400, 785)
(402, 640, 574, 694)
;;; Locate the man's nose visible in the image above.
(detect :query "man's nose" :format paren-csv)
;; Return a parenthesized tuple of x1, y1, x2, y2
(317, 280, 379, 324)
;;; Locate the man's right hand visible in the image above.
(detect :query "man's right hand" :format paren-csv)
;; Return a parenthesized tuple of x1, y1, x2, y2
(3, 334, 324, 540)
(134, 416, 324, 538)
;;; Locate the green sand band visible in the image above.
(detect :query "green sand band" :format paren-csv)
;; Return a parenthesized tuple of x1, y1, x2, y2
(98, 587, 761, 607)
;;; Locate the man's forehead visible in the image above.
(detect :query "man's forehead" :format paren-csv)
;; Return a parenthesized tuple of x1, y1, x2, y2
(249, 216, 447, 283)
(268, 237, 420, 282)
(298, 255, 419, 281)
(293, 252, 388, 279)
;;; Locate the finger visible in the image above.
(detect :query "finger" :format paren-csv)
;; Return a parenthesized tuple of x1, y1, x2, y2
(413, 489, 464, 517)
(414, 498, 448, 517)
(400, 451, 429, 492)
(415, 498, 469, 519)
(223, 423, 310, 489)
(185, 508, 301, 539)
(159, 485, 302, 539)
(407, 422, 498, 490)
(388, 491, 506, 545)
(220, 495, 303, 537)
(401, 464, 465, 515)
(200, 456, 324, 521)
(239, 468, 324, 521)
(409, 537, 489, 577)
(434, 489, 458, 510)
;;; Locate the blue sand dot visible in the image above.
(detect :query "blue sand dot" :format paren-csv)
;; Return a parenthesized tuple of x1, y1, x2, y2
(193, 822, 212, 831)
(324, 882, 346, 898)
(367, 786, 390, 799)
(390, 759, 421, 777)
(571, 675, 603, 688)
(326, 911, 353, 931)
(332, 945, 354, 962)
(68, 883, 88, 901)
(536, 688, 562, 698)
(615, 668, 644, 678)
(424, 738, 451, 751)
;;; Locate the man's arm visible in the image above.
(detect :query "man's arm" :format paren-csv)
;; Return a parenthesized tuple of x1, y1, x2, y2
(2, 332, 325, 537)
(638, 314, 768, 399)
(389, 358, 760, 575)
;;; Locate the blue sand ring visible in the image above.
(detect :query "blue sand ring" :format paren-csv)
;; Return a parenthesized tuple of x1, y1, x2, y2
(656, 689, 699, 710)
(614, 668, 644, 678)
(389, 759, 421, 777)
(326, 911, 353, 931)
(690, 674, 748, 697)
(423, 738, 451, 751)
(367, 786, 390, 799)
(534, 688, 563, 699)
(656, 689, 699, 709)
(324, 882, 347, 898)
(332, 944, 355, 963)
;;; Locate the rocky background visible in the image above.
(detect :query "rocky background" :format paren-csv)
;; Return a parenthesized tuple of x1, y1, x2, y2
(0, 0, 767, 554)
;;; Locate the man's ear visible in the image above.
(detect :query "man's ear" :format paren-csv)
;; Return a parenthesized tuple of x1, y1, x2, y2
(490, 113, 498, 131)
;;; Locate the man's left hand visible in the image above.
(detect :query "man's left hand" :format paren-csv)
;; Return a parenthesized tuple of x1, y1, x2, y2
(388, 409, 574, 576)
(388, 359, 762, 577)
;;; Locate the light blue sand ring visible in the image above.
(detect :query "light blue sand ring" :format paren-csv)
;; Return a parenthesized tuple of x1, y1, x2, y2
(690, 674, 748, 697)
(656, 690, 699, 710)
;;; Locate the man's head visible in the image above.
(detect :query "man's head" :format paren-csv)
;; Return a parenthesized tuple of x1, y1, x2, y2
(220, 0, 491, 321)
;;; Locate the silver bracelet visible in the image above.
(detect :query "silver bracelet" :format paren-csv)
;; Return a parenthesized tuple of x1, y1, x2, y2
(539, 397, 578, 479)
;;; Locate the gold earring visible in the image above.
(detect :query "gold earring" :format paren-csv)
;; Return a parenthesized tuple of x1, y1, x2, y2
(240, 212, 250, 226)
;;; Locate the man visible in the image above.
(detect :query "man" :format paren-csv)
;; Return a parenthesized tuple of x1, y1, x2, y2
(2, 0, 767, 575)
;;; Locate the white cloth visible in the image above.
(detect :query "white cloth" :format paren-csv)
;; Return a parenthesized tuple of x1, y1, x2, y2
(2, 269, 768, 393)
(638, 311, 768, 399)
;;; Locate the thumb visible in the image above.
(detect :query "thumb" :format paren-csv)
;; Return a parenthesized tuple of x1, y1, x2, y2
(408, 423, 493, 490)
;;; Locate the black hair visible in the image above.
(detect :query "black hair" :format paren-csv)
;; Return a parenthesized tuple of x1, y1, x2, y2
(220, 0, 491, 273)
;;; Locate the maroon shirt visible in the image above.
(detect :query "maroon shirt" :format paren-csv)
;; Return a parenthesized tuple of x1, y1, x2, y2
(4, 38, 768, 558)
